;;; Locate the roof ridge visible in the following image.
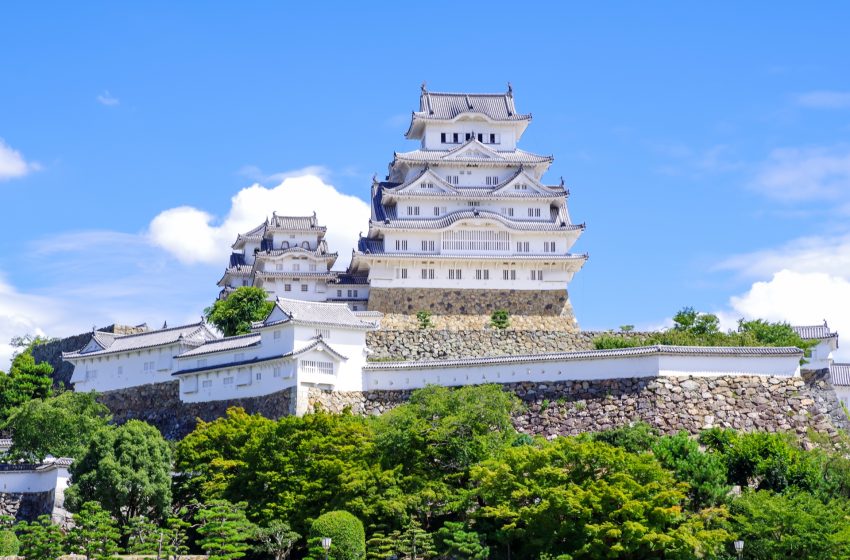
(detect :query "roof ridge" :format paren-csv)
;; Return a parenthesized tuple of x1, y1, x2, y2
(111, 321, 205, 340)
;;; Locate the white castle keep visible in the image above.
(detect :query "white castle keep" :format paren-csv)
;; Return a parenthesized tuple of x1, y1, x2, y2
(218, 85, 586, 318)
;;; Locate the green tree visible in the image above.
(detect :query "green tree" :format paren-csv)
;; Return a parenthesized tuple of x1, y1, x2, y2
(0, 529, 19, 556)
(204, 286, 274, 336)
(16, 515, 65, 560)
(0, 349, 53, 420)
(395, 519, 437, 560)
(308, 511, 366, 560)
(255, 520, 300, 560)
(124, 515, 161, 554)
(416, 311, 434, 329)
(4, 391, 111, 461)
(489, 310, 510, 330)
(672, 306, 720, 336)
(195, 500, 257, 560)
(66, 420, 172, 528)
(591, 422, 659, 454)
(723, 431, 820, 493)
(435, 522, 488, 560)
(470, 436, 731, 559)
(729, 490, 850, 559)
(652, 432, 730, 509)
(68, 501, 121, 560)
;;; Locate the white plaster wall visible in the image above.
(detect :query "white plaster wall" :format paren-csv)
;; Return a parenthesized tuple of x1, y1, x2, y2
(804, 339, 836, 371)
(0, 467, 65, 493)
(70, 342, 192, 393)
(834, 386, 850, 409)
(381, 229, 580, 257)
(363, 353, 803, 391)
(421, 121, 519, 151)
(179, 360, 297, 403)
(270, 232, 321, 250)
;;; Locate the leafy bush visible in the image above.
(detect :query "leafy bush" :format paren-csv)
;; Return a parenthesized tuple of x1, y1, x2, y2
(309, 511, 365, 560)
(0, 529, 19, 556)
(490, 309, 510, 329)
(592, 422, 659, 453)
(652, 432, 730, 509)
(416, 310, 434, 329)
(204, 286, 275, 336)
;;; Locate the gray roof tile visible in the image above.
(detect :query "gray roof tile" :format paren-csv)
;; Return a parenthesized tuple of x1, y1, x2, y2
(176, 333, 262, 358)
(792, 324, 837, 340)
(63, 323, 218, 359)
(831, 363, 850, 386)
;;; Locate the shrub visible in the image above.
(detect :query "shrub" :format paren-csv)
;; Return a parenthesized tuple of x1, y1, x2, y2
(416, 310, 434, 329)
(309, 511, 365, 560)
(591, 422, 659, 454)
(0, 529, 19, 556)
(490, 309, 510, 329)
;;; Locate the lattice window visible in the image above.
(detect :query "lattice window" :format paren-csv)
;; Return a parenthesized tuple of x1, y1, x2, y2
(442, 230, 510, 252)
(300, 360, 334, 376)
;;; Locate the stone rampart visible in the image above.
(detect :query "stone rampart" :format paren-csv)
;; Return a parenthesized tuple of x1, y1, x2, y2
(309, 374, 850, 439)
(97, 381, 295, 440)
(366, 330, 647, 361)
(368, 287, 576, 317)
(0, 490, 55, 522)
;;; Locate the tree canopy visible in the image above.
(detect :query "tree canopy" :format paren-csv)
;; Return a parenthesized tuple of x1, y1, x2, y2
(204, 286, 274, 336)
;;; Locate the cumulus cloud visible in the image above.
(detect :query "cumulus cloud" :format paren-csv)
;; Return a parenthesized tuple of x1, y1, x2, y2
(96, 91, 120, 106)
(148, 172, 370, 268)
(752, 147, 850, 202)
(0, 275, 56, 369)
(796, 90, 850, 109)
(0, 138, 40, 181)
(720, 235, 850, 359)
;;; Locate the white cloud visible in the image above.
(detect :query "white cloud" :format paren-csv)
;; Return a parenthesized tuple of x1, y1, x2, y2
(751, 146, 850, 202)
(720, 234, 850, 359)
(0, 138, 40, 181)
(796, 90, 850, 109)
(96, 91, 120, 106)
(148, 172, 370, 268)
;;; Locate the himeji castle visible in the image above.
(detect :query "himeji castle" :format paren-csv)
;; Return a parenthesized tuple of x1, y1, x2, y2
(350, 84, 587, 317)
(218, 85, 586, 319)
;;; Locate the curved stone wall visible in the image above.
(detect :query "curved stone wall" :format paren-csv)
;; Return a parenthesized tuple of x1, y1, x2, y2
(309, 373, 850, 440)
(367, 287, 576, 317)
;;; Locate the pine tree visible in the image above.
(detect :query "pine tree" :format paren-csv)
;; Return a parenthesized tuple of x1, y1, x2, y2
(195, 500, 256, 560)
(69, 501, 120, 560)
(16, 515, 65, 560)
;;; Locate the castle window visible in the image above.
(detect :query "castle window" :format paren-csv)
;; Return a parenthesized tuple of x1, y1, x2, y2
(315, 328, 331, 339)
(465, 133, 472, 141)
(352, 305, 359, 311)
(544, 241, 556, 252)
(273, 366, 282, 378)
(422, 182, 435, 189)
(528, 208, 541, 217)
(223, 377, 234, 385)
(434, 206, 440, 216)
(468, 201, 481, 207)
(531, 270, 544, 281)
(442, 230, 510, 252)
(301, 360, 334, 376)
(503, 269, 517, 280)
(448, 269, 462, 280)
(337, 289, 342, 297)
(353, 289, 358, 297)
(486, 176, 499, 186)
(276, 263, 284, 271)
(421, 268, 435, 280)
(301, 284, 308, 292)
(517, 241, 530, 252)
(446, 175, 459, 185)
(475, 269, 489, 280)
(440, 132, 446, 143)
(347, 289, 353, 297)
(421, 240, 435, 252)
(202, 380, 213, 388)
(255, 372, 262, 380)
(293, 263, 300, 271)
(274, 330, 281, 340)
(143, 361, 155, 372)
(284, 284, 292, 292)
(395, 239, 408, 251)
(489, 133, 498, 144)
(501, 207, 514, 217)
(309, 263, 317, 272)
(302, 241, 310, 249)
(514, 183, 528, 190)
(281, 241, 290, 249)
(242, 280, 249, 286)
(407, 206, 420, 216)
(396, 268, 408, 279)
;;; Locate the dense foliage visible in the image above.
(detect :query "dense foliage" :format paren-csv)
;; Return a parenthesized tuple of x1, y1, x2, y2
(3, 391, 111, 461)
(0, 344, 55, 422)
(594, 307, 816, 360)
(7, 383, 850, 558)
(204, 286, 275, 336)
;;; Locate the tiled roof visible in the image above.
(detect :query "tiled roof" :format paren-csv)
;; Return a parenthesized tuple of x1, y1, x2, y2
(0, 439, 11, 451)
(831, 363, 850, 386)
(176, 333, 262, 359)
(222, 265, 253, 276)
(394, 147, 552, 165)
(382, 169, 566, 199)
(260, 298, 378, 330)
(63, 323, 217, 359)
(356, 249, 589, 262)
(254, 271, 335, 278)
(415, 91, 530, 122)
(365, 345, 803, 370)
(268, 213, 324, 231)
(792, 324, 837, 340)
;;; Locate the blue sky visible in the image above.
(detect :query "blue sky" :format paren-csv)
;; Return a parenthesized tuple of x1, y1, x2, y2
(2, 2, 850, 365)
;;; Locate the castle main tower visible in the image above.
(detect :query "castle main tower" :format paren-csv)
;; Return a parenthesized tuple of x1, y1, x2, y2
(349, 84, 587, 319)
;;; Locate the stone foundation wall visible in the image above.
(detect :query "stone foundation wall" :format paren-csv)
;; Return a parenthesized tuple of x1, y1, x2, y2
(309, 375, 850, 439)
(97, 381, 295, 440)
(377, 314, 583, 332)
(367, 287, 576, 317)
(366, 330, 647, 361)
(0, 490, 55, 522)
